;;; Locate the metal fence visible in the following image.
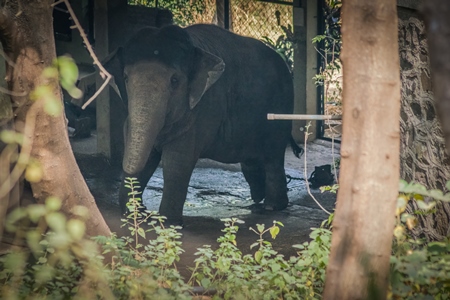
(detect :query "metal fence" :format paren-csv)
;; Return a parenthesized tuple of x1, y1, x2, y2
(129, 0, 293, 42)
(230, 0, 292, 42)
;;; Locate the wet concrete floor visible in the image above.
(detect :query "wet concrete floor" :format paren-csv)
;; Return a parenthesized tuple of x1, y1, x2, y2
(72, 137, 339, 278)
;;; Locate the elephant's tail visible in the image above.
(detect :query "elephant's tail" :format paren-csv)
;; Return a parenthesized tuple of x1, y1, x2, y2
(290, 137, 304, 158)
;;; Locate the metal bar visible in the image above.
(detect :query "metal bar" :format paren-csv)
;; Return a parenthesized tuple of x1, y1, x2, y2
(224, 0, 230, 30)
(257, 0, 293, 6)
(267, 113, 342, 120)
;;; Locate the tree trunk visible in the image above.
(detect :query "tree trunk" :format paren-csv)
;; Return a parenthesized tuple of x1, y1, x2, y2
(0, 1, 110, 238)
(422, 2, 450, 156)
(323, 1, 400, 299)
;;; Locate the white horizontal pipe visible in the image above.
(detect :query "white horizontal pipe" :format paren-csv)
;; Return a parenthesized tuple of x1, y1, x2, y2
(267, 114, 342, 121)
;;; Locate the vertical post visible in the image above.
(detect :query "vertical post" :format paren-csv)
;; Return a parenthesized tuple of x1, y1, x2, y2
(292, 0, 307, 142)
(94, 0, 111, 158)
(224, 0, 230, 29)
(292, 0, 319, 142)
(305, 0, 319, 138)
(216, 0, 231, 30)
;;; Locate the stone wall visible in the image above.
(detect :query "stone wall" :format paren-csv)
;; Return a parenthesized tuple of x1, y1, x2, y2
(398, 6, 450, 239)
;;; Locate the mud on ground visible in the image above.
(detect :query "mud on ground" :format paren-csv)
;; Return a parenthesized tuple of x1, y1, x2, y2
(73, 138, 339, 278)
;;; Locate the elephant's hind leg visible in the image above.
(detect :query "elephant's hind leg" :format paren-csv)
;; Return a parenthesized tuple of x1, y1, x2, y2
(241, 159, 266, 203)
(263, 159, 289, 211)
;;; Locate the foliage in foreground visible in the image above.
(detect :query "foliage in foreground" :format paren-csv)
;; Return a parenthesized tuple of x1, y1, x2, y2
(1, 178, 450, 299)
(388, 180, 450, 299)
(0, 178, 330, 299)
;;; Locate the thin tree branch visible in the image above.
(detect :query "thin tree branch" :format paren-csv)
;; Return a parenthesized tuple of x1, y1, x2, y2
(303, 124, 332, 215)
(0, 47, 16, 68)
(0, 86, 26, 96)
(51, 0, 112, 109)
(0, 102, 38, 199)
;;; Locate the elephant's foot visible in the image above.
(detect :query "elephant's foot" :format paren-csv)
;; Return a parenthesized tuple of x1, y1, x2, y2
(263, 195, 288, 211)
(157, 214, 184, 228)
(250, 189, 265, 204)
(163, 218, 184, 228)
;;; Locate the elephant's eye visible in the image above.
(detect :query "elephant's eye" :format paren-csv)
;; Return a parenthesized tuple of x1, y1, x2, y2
(170, 75, 179, 87)
(123, 73, 129, 84)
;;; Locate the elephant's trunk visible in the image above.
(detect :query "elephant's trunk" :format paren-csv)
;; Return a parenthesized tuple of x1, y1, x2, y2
(122, 92, 167, 175)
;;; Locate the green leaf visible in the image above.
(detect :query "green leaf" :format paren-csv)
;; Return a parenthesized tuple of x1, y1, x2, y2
(429, 189, 444, 200)
(45, 212, 67, 232)
(46, 197, 62, 211)
(393, 225, 405, 239)
(137, 227, 146, 239)
(38, 257, 48, 264)
(255, 250, 262, 263)
(66, 86, 83, 99)
(274, 221, 284, 227)
(427, 242, 447, 253)
(397, 196, 407, 209)
(200, 277, 210, 288)
(446, 181, 450, 191)
(270, 263, 281, 273)
(44, 96, 63, 116)
(270, 226, 280, 239)
(30, 85, 53, 101)
(25, 161, 43, 183)
(416, 200, 436, 211)
(42, 66, 59, 79)
(26, 230, 42, 253)
(26, 204, 47, 223)
(67, 219, 86, 241)
(0, 130, 23, 144)
(56, 56, 79, 89)
(256, 224, 265, 233)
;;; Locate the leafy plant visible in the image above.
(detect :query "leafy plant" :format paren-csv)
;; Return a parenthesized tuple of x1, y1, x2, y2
(0, 197, 114, 299)
(388, 180, 450, 299)
(189, 218, 331, 299)
(95, 177, 190, 299)
(5, 175, 450, 299)
(313, 0, 342, 138)
(128, 0, 214, 26)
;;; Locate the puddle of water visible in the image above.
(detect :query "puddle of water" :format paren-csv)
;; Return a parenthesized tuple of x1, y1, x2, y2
(142, 167, 255, 217)
(141, 166, 315, 219)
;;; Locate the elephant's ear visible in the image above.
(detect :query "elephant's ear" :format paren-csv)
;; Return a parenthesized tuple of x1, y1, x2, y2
(189, 48, 225, 109)
(102, 47, 128, 105)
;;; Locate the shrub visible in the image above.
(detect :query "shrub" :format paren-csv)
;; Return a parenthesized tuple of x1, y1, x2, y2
(3, 178, 450, 299)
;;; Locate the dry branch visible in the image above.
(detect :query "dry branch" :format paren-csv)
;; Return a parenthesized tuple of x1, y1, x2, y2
(51, 0, 112, 110)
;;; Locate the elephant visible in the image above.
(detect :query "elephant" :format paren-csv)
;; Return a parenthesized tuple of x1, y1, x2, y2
(104, 24, 303, 225)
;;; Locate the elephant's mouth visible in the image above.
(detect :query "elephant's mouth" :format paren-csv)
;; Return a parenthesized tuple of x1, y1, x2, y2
(154, 110, 196, 148)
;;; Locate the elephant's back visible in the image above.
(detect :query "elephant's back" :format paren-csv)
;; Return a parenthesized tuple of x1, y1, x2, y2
(185, 24, 293, 111)
(186, 24, 294, 162)
(185, 24, 285, 73)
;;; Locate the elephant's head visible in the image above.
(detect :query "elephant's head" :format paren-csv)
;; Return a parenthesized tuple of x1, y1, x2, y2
(103, 25, 225, 175)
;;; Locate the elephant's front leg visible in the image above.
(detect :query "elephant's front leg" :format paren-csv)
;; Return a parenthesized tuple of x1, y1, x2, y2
(159, 146, 197, 225)
(119, 149, 162, 214)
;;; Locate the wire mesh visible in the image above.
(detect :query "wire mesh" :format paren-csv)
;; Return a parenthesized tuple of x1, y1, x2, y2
(230, 0, 292, 42)
(129, 0, 293, 42)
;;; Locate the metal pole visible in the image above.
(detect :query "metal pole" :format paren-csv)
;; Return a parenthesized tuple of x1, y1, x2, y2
(267, 113, 342, 120)
(224, 0, 230, 29)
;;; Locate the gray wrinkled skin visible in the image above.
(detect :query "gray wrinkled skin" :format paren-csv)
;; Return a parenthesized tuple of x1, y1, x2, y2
(104, 24, 298, 224)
